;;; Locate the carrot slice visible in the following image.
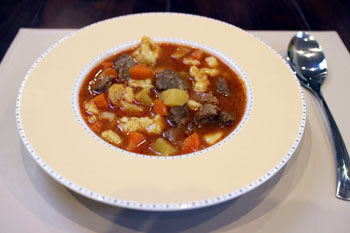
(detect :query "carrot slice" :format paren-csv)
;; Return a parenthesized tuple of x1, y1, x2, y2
(104, 68, 118, 78)
(191, 50, 204, 60)
(127, 132, 146, 151)
(129, 64, 154, 80)
(92, 93, 109, 109)
(182, 133, 201, 154)
(91, 121, 102, 133)
(152, 100, 168, 116)
(102, 61, 114, 69)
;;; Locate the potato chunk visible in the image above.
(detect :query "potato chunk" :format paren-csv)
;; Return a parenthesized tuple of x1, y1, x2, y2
(123, 86, 135, 103)
(151, 138, 177, 155)
(100, 112, 116, 121)
(108, 84, 124, 105)
(203, 131, 224, 145)
(101, 130, 122, 145)
(160, 88, 189, 107)
(120, 100, 143, 112)
(135, 87, 153, 106)
(133, 36, 160, 66)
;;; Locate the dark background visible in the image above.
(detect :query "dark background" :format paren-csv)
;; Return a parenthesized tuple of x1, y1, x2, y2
(1, 0, 349, 61)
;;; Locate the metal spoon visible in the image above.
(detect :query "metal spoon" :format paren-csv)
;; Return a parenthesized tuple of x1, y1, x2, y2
(286, 31, 350, 200)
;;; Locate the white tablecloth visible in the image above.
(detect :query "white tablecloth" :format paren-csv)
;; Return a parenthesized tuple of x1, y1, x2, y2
(0, 29, 349, 233)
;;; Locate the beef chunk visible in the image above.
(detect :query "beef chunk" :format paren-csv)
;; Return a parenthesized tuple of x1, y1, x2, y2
(114, 54, 137, 81)
(191, 91, 218, 104)
(155, 69, 188, 91)
(195, 104, 219, 126)
(216, 77, 230, 96)
(219, 111, 235, 126)
(91, 75, 113, 93)
(168, 105, 189, 127)
(163, 128, 186, 146)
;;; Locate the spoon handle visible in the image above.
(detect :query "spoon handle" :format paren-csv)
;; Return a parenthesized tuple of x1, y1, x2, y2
(317, 91, 350, 200)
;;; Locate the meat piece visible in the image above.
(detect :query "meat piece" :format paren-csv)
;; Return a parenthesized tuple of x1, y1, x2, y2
(114, 54, 137, 81)
(219, 111, 235, 126)
(163, 128, 186, 146)
(216, 77, 230, 96)
(195, 103, 219, 126)
(167, 105, 189, 128)
(186, 122, 194, 135)
(91, 75, 113, 93)
(191, 91, 218, 104)
(155, 69, 188, 91)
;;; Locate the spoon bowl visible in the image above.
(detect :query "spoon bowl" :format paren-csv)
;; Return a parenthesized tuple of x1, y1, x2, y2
(287, 31, 350, 201)
(287, 31, 327, 92)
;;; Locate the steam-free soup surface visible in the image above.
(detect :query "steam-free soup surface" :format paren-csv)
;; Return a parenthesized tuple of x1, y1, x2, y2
(79, 37, 246, 156)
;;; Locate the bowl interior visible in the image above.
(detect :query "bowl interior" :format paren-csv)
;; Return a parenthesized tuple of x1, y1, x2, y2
(72, 38, 253, 158)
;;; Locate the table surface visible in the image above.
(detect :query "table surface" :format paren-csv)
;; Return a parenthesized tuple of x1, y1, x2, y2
(1, 0, 350, 62)
(1, 29, 350, 233)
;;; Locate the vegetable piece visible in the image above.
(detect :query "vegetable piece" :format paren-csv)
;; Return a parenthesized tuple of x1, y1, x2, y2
(123, 87, 135, 102)
(119, 115, 165, 135)
(152, 99, 168, 116)
(205, 56, 219, 67)
(200, 67, 220, 77)
(99, 112, 116, 121)
(88, 115, 97, 123)
(171, 47, 191, 59)
(151, 138, 177, 155)
(91, 121, 102, 133)
(126, 132, 146, 151)
(84, 101, 99, 115)
(101, 130, 122, 145)
(191, 49, 204, 60)
(133, 36, 160, 66)
(160, 88, 189, 107)
(108, 84, 125, 105)
(92, 93, 109, 109)
(182, 133, 201, 154)
(129, 64, 154, 80)
(203, 131, 223, 145)
(102, 61, 114, 69)
(183, 57, 200, 66)
(120, 101, 143, 112)
(190, 66, 209, 92)
(187, 100, 202, 111)
(104, 68, 118, 78)
(135, 87, 153, 106)
(128, 78, 154, 88)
